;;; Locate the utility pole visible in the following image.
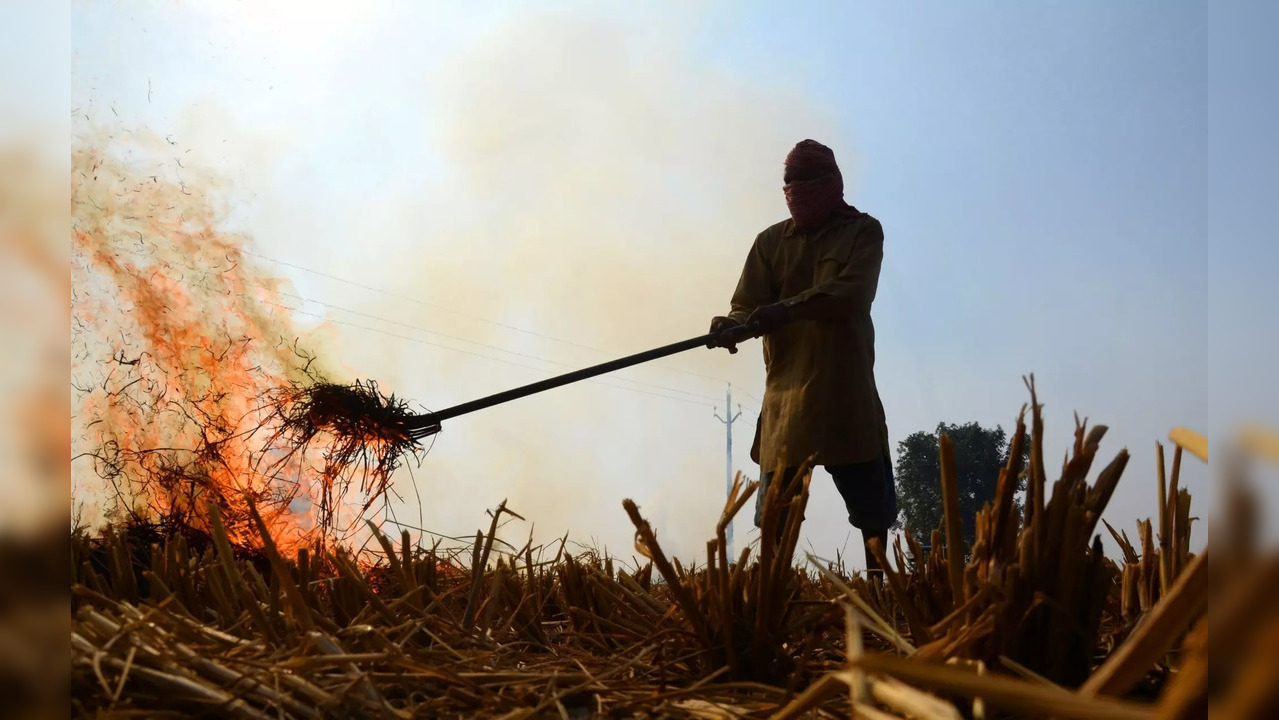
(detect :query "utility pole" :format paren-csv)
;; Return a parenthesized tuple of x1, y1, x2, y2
(714, 382, 742, 557)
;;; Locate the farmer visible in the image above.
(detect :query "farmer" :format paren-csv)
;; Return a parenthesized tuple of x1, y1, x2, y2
(708, 139, 895, 574)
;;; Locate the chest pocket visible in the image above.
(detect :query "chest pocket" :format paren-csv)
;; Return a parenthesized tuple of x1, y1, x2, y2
(812, 215, 864, 284)
(814, 236, 858, 285)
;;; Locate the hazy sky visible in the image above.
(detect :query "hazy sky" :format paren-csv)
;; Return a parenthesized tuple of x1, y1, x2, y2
(69, 1, 1275, 564)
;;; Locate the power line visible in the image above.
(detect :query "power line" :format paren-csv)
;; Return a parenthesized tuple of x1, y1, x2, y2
(283, 303, 719, 409)
(243, 249, 730, 385)
(271, 288, 723, 404)
(736, 388, 765, 407)
(100, 260, 720, 410)
(106, 245, 725, 405)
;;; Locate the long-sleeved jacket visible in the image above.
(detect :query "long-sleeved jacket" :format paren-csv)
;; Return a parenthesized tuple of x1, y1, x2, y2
(726, 209, 889, 473)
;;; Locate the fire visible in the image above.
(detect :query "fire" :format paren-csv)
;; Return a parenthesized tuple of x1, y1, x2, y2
(71, 127, 395, 554)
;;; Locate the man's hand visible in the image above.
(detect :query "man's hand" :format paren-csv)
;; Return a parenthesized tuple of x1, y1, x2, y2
(707, 316, 743, 353)
(746, 302, 791, 334)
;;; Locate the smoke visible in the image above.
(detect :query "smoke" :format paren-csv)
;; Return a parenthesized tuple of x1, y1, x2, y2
(328, 12, 845, 559)
(66, 3, 853, 561)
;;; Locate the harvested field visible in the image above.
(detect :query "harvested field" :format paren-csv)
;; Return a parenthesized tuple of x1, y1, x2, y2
(71, 392, 1277, 718)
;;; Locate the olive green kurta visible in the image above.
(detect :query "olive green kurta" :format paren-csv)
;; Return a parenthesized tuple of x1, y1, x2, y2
(726, 210, 888, 473)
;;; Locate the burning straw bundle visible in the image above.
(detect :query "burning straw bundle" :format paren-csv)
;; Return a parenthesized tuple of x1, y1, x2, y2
(78, 362, 427, 549)
(271, 378, 425, 530)
(277, 380, 419, 452)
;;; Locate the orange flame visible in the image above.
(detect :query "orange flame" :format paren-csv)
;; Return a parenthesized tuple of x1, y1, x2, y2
(71, 128, 363, 554)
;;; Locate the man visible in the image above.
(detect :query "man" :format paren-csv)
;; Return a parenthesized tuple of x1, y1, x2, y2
(708, 139, 896, 574)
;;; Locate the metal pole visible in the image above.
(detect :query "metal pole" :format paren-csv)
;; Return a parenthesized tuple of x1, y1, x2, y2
(714, 382, 742, 557)
(406, 326, 760, 434)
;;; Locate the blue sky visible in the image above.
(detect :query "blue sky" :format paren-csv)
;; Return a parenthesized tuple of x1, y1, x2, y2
(66, 1, 1275, 562)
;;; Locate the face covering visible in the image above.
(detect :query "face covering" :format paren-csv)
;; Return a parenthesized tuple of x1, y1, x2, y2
(783, 139, 849, 232)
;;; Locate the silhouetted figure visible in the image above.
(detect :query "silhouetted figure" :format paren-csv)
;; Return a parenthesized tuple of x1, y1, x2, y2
(709, 139, 896, 577)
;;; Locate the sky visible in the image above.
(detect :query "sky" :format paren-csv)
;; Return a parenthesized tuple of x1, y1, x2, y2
(63, 0, 1276, 566)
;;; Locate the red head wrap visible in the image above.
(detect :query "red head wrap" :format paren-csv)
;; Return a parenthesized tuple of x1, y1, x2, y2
(783, 139, 849, 232)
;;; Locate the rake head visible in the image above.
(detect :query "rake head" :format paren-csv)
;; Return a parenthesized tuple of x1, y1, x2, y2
(405, 416, 442, 442)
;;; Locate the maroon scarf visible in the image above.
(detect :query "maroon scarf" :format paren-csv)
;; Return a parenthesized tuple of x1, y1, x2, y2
(783, 139, 854, 232)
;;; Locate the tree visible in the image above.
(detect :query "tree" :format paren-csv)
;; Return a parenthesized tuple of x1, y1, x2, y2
(892, 421, 1029, 549)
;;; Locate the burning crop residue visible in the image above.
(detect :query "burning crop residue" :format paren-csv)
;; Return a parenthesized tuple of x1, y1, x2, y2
(71, 126, 419, 551)
(273, 379, 424, 531)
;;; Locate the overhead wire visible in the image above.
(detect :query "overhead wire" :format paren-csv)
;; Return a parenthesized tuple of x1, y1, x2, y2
(735, 388, 765, 408)
(243, 249, 732, 385)
(271, 288, 723, 404)
(279, 302, 720, 409)
(105, 245, 726, 406)
(97, 259, 721, 411)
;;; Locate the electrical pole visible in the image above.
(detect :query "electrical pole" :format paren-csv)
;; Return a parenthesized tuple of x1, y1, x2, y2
(714, 382, 742, 557)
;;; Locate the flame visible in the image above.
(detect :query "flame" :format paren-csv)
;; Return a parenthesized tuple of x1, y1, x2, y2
(71, 127, 369, 554)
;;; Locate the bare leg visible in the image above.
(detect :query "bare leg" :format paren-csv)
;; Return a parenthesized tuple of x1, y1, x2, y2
(828, 457, 896, 582)
(863, 529, 888, 580)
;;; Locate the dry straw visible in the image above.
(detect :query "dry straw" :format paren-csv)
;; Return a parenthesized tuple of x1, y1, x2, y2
(72, 380, 1277, 718)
